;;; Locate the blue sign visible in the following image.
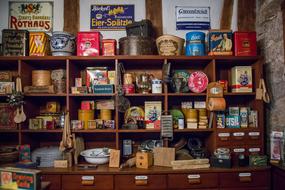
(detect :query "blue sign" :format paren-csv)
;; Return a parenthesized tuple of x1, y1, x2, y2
(90, 4, 134, 30)
(176, 6, 211, 30)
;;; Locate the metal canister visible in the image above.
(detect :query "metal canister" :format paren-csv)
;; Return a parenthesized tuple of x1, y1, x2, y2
(29, 32, 50, 56)
(78, 109, 94, 129)
(151, 79, 162, 94)
(185, 32, 205, 56)
(32, 70, 51, 86)
(2, 29, 29, 56)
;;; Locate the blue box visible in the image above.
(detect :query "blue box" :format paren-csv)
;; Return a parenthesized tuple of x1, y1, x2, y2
(93, 84, 114, 94)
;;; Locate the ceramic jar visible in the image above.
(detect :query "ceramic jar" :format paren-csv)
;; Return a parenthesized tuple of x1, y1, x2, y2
(50, 31, 75, 56)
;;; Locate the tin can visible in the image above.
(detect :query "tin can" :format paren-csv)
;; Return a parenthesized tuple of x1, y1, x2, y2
(208, 30, 233, 56)
(77, 32, 102, 56)
(185, 32, 205, 56)
(123, 84, 135, 94)
(2, 29, 29, 56)
(29, 32, 50, 56)
(151, 79, 162, 93)
(178, 118, 184, 129)
(231, 66, 252, 92)
(234, 32, 257, 56)
(124, 73, 133, 85)
(78, 109, 94, 129)
(102, 39, 116, 56)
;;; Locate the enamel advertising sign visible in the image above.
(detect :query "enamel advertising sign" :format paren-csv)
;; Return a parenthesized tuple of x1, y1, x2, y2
(9, 1, 53, 32)
(90, 4, 134, 30)
(176, 6, 210, 30)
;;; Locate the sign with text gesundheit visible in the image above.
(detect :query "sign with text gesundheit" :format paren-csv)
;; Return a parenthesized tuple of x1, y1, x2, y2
(90, 4, 134, 30)
(176, 6, 210, 30)
(9, 1, 53, 32)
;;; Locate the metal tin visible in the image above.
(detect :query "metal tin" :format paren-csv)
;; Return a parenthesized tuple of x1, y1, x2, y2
(2, 29, 29, 56)
(29, 32, 50, 56)
(102, 39, 116, 56)
(185, 32, 205, 56)
(151, 79, 162, 94)
(77, 32, 102, 56)
(234, 32, 257, 56)
(208, 30, 233, 56)
(50, 31, 75, 56)
(188, 71, 208, 93)
(123, 84, 135, 94)
(119, 36, 156, 55)
(126, 19, 153, 37)
(231, 66, 253, 93)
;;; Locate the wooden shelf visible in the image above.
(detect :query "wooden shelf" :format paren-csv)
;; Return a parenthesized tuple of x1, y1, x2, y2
(174, 128, 214, 132)
(21, 129, 63, 133)
(119, 129, 160, 133)
(216, 128, 260, 132)
(69, 93, 115, 97)
(224, 92, 256, 96)
(72, 129, 116, 133)
(0, 129, 19, 133)
(24, 93, 67, 97)
(125, 93, 165, 97)
(168, 93, 206, 96)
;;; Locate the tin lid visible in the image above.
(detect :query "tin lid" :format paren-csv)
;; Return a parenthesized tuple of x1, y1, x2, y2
(188, 71, 208, 93)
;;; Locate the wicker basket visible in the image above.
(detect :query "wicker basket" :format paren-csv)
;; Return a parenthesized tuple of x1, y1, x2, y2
(0, 146, 19, 164)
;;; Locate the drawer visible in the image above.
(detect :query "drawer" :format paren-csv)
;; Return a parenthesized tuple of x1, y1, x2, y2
(62, 175, 113, 190)
(115, 174, 167, 190)
(41, 175, 61, 190)
(168, 173, 218, 189)
(219, 171, 270, 188)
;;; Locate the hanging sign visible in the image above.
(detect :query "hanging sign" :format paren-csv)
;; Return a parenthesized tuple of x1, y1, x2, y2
(9, 1, 53, 32)
(90, 4, 134, 30)
(176, 6, 210, 30)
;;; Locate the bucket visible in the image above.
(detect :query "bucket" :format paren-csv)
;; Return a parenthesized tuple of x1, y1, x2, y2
(185, 32, 205, 56)
(156, 35, 185, 56)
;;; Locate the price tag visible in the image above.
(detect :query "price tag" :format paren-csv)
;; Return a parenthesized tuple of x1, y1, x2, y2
(249, 148, 261, 152)
(135, 176, 148, 180)
(188, 174, 200, 179)
(233, 148, 245, 153)
(82, 176, 94, 181)
(239, 173, 251, 177)
(248, 132, 260, 136)
(218, 133, 230, 137)
(233, 132, 245, 137)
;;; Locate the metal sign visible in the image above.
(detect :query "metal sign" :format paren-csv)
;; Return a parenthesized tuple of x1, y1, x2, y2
(90, 4, 134, 30)
(9, 1, 53, 32)
(176, 6, 210, 30)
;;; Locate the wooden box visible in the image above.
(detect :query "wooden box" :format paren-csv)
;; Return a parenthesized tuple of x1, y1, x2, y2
(136, 151, 153, 169)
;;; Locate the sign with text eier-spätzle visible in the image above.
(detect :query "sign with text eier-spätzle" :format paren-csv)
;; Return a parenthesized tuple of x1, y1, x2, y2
(9, 1, 53, 32)
(90, 4, 134, 30)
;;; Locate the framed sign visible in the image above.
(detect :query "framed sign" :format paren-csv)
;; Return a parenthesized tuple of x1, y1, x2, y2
(90, 4, 134, 30)
(176, 6, 210, 30)
(9, 1, 53, 32)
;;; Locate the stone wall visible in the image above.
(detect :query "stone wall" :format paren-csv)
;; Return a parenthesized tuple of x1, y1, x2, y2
(257, 0, 285, 152)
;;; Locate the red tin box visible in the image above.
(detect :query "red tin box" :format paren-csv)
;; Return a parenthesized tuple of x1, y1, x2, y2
(77, 32, 102, 56)
(102, 39, 116, 56)
(234, 32, 257, 56)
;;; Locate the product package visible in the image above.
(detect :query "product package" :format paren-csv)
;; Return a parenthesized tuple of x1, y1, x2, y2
(231, 66, 253, 92)
(208, 30, 233, 55)
(234, 32, 257, 56)
(145, 101, 162, 129)
(77, 32, 102, 56)
(29, 32, 50, 56)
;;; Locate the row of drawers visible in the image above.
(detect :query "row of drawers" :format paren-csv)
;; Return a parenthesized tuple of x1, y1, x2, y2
(43, 170, 270, 190)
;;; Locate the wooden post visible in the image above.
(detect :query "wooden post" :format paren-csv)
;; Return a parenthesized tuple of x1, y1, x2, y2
(238, 0, 256, 31)
(64, 0, 79, 35)
(220, 0, 234, 29)
(146, 0, 163, 38)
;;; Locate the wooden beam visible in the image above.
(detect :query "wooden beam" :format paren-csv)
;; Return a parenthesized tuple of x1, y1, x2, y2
(220, 0, 234, 29)
(238, 0, 256, 31)
(146, 0, 163, 38)
(64, 0, 79, 35)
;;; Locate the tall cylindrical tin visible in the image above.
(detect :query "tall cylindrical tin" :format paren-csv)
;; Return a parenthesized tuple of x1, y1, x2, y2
(185, 32, 205, 56)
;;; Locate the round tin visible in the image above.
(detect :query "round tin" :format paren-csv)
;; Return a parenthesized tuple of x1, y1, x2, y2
(188, 71, 208, 93)
(185, 32, 205, 56)
(151, 79, 162, 93)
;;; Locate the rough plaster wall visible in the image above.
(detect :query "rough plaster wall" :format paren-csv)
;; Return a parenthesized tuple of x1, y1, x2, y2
(257, 0, 285, 152)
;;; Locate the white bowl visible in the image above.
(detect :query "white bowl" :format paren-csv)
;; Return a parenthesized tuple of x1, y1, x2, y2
(80, 148, 110, 165)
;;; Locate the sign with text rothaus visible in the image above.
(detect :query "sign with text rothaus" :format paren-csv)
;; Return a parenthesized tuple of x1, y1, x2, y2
(9, 1, 53, 32)
(90, 4, 134, 30)
(176, 6, 210, 30)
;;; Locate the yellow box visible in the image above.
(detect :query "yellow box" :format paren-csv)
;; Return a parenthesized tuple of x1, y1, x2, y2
(29, 32, 50, 56)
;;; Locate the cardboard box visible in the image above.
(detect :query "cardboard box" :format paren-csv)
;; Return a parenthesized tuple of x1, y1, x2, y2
(0, 167, 41, 190)
(231, 66, 253, 93)
(144, 101, 162, 129)
(234, 32, 257, 56)
(102, 39, 116, 56)
(77, 32, 102, 56)
(208, 30, 233, 56)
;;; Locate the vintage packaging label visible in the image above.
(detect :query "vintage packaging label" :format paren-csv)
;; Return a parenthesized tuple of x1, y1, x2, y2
(216, 112, 225, 128)
(77, 32, 102, 56)
(145, 101, 162, 129)
(240, 107, 248, 128)
(86, 67, 108, 87)
(208, 30, 233, 56)
(226, 115, 240, 128)
(102, 39, 116, 56)
(234, 32, 257, 56)
(248, 110, 258, 128)
(29, 32, 50, 56)
(2, 29, 29, 56)
(108, 71, 116, 84)
(231, 66, 253, 92)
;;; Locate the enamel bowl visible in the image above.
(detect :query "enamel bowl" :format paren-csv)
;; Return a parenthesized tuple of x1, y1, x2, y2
(80, 148, 110, 165)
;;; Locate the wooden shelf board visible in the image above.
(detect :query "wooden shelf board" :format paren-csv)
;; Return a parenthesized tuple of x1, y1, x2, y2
(24, 93, 67, 97)
(0, 129, 19, 133)
(21, 129, 63, 133)
(224, 92, 256, 96)
(72, 129, 116, 133)
(216, 127, 260, 132)
(119, 129, 160, 133)
(69, 93, 115, 97)
(168, 93, 206, 96)
(125, 93, 165, 97)
(174, 128, 214, 132)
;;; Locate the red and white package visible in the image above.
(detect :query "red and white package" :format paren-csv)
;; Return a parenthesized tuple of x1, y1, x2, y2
(188, 71, 208, 93)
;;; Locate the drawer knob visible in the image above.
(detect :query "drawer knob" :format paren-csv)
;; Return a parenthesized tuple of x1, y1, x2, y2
(135, 176, 148, 186)
(187, 174, 201, 184)
(239, 173, 252, 183)
(81, 176, 94, 186)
